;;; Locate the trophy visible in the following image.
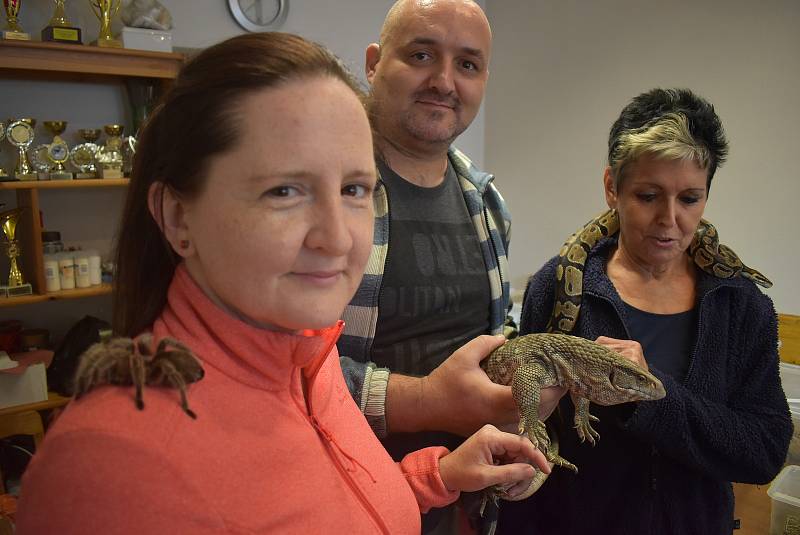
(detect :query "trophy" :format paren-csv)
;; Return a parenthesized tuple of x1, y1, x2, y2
(71, 128, 101, 179)
(42, 0, 82, 44)
(89, 0, 122, 48)
(96, 124, 124, 178)
(6, 118, 36, 181)
(43, 121, 73, 180)
(31, 141, 53, 179)
(0, 208, 33, 298)
(2, 0, 31, 40)
(122, 134, 136, 176)
(0, 121, 8, 180)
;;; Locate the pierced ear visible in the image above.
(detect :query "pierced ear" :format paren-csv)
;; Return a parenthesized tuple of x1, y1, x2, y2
(365, 43, 381, 84)
(603, 167, 618, 209)
(147, 182, 194, 258)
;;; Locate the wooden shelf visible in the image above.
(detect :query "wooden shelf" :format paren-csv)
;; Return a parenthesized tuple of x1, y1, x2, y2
(0, 283, 112, 308)
(0, 178, 129, 190)
(0, 40, 183, 79)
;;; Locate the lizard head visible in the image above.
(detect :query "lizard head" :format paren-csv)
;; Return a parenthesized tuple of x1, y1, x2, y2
(603, 363, 666, 403)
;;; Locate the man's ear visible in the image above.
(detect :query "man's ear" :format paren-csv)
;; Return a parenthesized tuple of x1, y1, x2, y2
(147, 182, 194, 258)
(603, 167, 618, 209)
(365, 43, 381, 84)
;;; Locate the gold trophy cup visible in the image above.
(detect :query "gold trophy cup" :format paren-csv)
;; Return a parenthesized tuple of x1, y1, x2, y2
(42, 121, 73, 180)
(71, 128, 101, 179)
(0, 208, 33, 297)
(89, 0, 121, 48)
(97, 124, 124, 178)
(6, 118, 37, 181)
(2, 0, 31, 40)
(42, 0, 82, 44)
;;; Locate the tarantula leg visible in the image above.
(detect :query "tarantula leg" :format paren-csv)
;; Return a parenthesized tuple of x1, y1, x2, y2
(158, 360, 197, 419)
(135, 333, 154, 357)
(130, 350, 146, 410)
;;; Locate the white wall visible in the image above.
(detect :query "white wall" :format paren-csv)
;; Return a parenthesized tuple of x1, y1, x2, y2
(485, 0, 800, 314)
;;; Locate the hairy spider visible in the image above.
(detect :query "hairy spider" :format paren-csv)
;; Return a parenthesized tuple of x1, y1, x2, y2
(73, 334, 204, 419)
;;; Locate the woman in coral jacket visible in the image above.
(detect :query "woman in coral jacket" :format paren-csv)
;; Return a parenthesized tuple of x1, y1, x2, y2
(16, 32, 547, 535)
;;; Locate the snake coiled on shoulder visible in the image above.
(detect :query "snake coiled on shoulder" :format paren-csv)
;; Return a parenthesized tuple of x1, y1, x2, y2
(548, 208, 772, 334)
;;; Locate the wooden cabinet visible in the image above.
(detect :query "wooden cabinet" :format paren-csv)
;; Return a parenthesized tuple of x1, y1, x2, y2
(0, 40, 183, 308)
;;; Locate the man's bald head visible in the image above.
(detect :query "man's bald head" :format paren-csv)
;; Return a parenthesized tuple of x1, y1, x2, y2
(379, 0, 491, 50)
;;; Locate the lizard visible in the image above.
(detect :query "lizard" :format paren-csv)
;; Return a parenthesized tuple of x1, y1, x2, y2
(480, 332, 666, 502)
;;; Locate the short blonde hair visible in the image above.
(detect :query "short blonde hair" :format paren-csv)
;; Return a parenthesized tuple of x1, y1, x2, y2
(607, 88, 728, 191)
(609, 113, 709, 189)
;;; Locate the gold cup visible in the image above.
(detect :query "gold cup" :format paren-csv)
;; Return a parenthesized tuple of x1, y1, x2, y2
(89, 0, 121, 48)
(71, 128, 102, 179)
(2, 0, 31, 40)
(42, 0, 83, 44)
(96, 124, 124, 178)
(43, 121, 73, 180)
(0, 207, 33, 297)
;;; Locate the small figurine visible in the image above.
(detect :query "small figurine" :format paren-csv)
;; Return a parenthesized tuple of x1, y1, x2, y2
(120, 0, 172, 31)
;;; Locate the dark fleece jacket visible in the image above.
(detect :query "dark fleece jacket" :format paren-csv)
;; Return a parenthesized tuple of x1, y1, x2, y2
(498, 237, 791, 535)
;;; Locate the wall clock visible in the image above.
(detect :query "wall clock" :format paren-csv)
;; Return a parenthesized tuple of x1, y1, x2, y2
(228, 0, 288, 32)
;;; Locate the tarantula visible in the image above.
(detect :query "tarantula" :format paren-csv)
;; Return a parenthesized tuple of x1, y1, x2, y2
(73, 334, 204, 419)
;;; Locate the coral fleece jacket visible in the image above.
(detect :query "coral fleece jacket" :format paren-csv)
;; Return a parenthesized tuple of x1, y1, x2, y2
(16, 265, 458, 534)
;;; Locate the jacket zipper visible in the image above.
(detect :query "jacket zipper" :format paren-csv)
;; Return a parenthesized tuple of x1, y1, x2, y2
(308, 414, 392, 534)
(301, 331, 392, 534)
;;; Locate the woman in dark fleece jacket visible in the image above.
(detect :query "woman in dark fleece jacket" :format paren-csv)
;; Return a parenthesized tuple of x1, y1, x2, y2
(498, 88, 791, 535)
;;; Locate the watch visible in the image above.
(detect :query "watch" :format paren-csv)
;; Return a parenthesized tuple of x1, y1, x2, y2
(228, 0, 288, 33)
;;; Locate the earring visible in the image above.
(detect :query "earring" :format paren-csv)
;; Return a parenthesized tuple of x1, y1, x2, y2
(179, 239, 190, 250)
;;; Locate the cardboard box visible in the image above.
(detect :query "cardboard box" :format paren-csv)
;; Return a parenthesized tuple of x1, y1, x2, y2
(119, 26, 173, 53)
(769, 465, 800, 535)
(0, 362, 47, 410)
(781, 363, 800, 466)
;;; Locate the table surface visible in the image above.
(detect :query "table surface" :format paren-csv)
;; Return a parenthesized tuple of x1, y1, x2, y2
(0, 392, 70, 418)
(734, 482, 771, 534)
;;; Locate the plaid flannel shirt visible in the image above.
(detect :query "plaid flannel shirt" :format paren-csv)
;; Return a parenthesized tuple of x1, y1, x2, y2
(338, 147, 514, 436)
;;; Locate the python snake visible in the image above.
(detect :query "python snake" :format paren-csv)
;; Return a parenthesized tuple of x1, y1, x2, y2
(548, 208, 772, 334)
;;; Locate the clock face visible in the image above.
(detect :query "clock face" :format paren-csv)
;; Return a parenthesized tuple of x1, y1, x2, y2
(49, 142, 69, 163)
(228, 0, 288, 32)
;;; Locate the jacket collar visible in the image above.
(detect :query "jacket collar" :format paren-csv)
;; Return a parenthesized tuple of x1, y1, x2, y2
(152, 264, 343, 390)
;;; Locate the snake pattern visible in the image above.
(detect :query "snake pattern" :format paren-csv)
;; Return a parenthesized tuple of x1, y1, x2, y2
(548, 208, 772, 334)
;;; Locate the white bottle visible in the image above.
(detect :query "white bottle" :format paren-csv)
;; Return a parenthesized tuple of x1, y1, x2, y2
(75, 251, 91, 288)
(58, 252, 76, 290)
(87, 249, 102, 286)
(43, 254, 61, 292)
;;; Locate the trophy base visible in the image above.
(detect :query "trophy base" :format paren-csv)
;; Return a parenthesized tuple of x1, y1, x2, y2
(49, 171, 74, 180)
(2, 30, 31, 41)
(101, 168, 124, 179)
(42, 26, 82, 44)
(94, 37, 123, 49)
(75, 172, 98, 179)
(0, 284, 33, 298)
(15, 173, 37, 182)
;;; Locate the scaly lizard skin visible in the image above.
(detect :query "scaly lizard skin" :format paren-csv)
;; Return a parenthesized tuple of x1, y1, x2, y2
(481, 333, 666, 501)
